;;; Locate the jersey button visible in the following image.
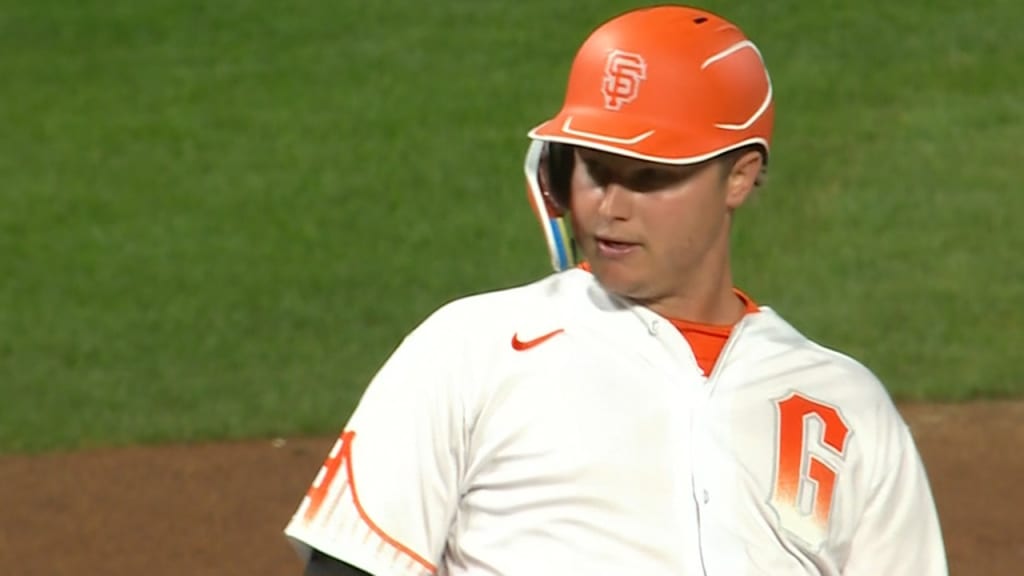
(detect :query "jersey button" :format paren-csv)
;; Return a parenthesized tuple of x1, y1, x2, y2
(648, 320, 660, 336)
(702, 489, 710, 504)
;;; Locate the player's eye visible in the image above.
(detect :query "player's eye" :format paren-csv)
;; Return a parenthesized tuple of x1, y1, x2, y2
(581, 159, 610, 186)
(580, 155, 693, 192)
(622, 167, 691, 192)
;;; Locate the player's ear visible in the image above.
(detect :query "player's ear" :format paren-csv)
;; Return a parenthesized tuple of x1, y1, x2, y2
(724, 150, 764, 209)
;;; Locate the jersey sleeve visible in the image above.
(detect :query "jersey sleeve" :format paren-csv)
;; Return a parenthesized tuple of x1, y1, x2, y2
(284, 307, 471, 576)
(842, 420, 948, 575)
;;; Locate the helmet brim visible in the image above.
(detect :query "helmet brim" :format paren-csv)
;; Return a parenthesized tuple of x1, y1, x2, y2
(529, 110, 769, 166)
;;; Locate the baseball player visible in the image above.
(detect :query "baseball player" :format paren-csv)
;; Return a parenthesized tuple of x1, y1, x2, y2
(285, 5, 948, 575)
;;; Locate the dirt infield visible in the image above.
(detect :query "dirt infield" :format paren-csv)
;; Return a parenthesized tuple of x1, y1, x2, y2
(1, 401, 1020, 576)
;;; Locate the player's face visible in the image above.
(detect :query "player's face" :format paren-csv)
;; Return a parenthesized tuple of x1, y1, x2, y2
(569, 147, 755, 312)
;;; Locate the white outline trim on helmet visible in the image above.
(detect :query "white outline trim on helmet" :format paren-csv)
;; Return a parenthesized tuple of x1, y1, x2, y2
(701, 40, 774, 131)
(559, 116, 656, 145)
(525, 133, 768, 166)
(701, 39, 758, 69)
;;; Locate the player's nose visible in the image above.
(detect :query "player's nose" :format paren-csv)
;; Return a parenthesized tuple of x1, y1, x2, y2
(598, 183, 633, 220)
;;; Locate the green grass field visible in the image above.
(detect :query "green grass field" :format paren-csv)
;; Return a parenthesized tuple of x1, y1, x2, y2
(1, 0, 1021, 452)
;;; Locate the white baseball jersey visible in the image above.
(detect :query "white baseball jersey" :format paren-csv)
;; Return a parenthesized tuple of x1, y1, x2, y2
(285, 268, 947, 575)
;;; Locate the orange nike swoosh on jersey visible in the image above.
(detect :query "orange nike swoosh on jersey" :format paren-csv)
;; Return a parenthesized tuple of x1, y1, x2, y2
(511, 329, 565, 351)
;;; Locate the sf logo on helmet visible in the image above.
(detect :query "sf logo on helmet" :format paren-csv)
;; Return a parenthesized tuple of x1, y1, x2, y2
(602, 50, 647, 111)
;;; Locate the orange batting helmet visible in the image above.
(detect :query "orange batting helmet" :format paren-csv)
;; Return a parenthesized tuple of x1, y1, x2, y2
(524, 5, 774, 270)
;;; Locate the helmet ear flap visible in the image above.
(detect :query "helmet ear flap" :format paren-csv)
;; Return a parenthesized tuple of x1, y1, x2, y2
(525, 140, 578, 271)
(544, 142, 575, 213)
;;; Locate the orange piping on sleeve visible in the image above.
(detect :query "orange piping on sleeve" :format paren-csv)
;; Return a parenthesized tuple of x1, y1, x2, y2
(303, 431, 438, 574)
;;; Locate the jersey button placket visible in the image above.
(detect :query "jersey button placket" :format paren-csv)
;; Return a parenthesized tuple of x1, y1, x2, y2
(650, 316, 705, 380)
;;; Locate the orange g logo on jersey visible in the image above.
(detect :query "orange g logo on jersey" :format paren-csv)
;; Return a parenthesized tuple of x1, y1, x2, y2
(769, 392, 851, 549)
(602, 50, 647, 110)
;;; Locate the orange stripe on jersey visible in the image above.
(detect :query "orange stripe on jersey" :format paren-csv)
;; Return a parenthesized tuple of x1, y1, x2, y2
(302, 431, 438, 574)
(303, 437, 346, 524)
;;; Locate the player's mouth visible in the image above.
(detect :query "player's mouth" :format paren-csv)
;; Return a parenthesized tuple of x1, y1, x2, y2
(596, 236, 639, 258)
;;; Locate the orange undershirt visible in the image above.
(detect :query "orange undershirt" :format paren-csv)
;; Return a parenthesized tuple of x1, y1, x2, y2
(577, 262, 758, 376)
(668, 289, 759, 377)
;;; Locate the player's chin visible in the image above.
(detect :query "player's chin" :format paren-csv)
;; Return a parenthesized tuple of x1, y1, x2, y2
(587, 258, 651, 300)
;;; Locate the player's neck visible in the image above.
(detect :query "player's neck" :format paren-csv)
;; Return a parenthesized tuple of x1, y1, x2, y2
(644, 262, 745, 326)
